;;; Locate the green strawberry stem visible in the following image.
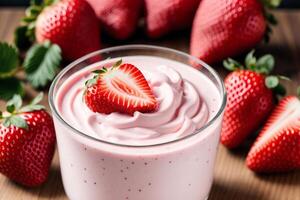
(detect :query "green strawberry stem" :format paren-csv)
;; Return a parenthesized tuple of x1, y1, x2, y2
(0, 93, 45, 129)
(223, 50, 288, 97)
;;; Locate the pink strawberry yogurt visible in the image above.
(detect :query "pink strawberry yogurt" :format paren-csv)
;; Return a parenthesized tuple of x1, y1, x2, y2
(50, 50, 225, 200)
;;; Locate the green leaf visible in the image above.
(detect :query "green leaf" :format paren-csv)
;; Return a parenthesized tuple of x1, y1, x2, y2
(19, 104, 45, 113)
(30, 0, 41, 6)
(92, 70, 103, 74)
(297, 86, 300, 98)
(24, 41, 62, 88)
(278, 75, 290, 81)
(31, 92, 43, 105)
(7, 94, 23, 111)
(261, 0, 282, 8)
(223, 60, 235, 71)
(14, 26, 32, 50)
(9, 115, 28, 129)
(245, 50, 256, 69)
(256, 54, 275, 74)
(85, 78, 97, 87)
(44, 0, 57, 6)
(265, 0, 282, 8)
(26, 22, 36, 42)
(22, 15, 36, 23)
(273, 84, 286, 97)
(18, 2, 43, 43)
(223, 58, 242, 71)
(6, 104, 15, 113)
(112, 59, 122, 68)
(0, 77, 24, 101)
(265, 76, 279, 89)
(25, 5, 42, 17)
(265, 13, 278, 25)
(0, 42, 19, 78)
(2, 118, 11, 127)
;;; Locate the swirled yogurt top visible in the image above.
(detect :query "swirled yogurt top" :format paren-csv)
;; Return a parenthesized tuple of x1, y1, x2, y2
(56, 56, 221, 145)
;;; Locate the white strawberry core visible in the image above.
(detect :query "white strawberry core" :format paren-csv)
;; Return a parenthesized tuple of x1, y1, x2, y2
(103, 69, 153, 108)
(255, 98, 300, 147)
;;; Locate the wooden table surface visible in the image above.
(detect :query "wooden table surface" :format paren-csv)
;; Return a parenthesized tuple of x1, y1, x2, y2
(0, 8, 300, 200)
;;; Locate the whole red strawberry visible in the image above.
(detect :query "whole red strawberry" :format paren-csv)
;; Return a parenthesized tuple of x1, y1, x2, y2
(221, 51, 286, 148)
(86, 0, 143, 40)
(190, 0, 280, 64)
(246, 95, 300, 173)
(145, 0, 201, 38)
(0, 94, 56, 187)
(84, 60, 158, 115)
(35, 0, 101, 61)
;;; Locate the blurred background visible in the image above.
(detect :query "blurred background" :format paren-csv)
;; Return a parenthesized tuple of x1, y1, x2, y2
(0, 0, 300, 7)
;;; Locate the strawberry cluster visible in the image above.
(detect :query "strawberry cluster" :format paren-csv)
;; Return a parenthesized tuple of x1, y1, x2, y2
(221, 51, 300, 173)
(21, 0, 281, 63)
(1, 0, 280, 92)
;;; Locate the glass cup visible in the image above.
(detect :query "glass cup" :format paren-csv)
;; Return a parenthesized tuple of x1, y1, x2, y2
(49, 45, 226, 200)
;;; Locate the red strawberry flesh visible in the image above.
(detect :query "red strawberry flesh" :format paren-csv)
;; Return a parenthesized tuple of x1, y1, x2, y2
(246, 96, 300, 172)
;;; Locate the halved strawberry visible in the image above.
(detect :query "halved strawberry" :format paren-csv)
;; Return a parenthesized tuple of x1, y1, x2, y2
(246, 96, 300, 173)
(84, 60, 158, 115)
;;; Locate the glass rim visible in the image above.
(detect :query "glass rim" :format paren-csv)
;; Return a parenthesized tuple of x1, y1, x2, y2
(48, 44, 227, 148)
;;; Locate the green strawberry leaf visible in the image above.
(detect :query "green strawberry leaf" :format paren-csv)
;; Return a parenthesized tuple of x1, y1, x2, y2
(15, 0, 45, 45)
(30, 92, 43, 105)
(273, 84, 286, 97)
(0, 42, 19, 78)
(0, 77, 24, 100)
(265, 13, 278, 25)
(112, 59, 122, 68)
(223, 58, 243, 71)
(6, 104, 16, 113)
(44, 0, 57, 6)
(6, 94, 23, 113)
(19, 104, 45, 113)
(19, 92, 45, 112)
(92, 70, 101, 74)
(265, 75, 286, 97)
(256, 54, 275, 74)
(85, 75, 98, 87)
(265, 75, 279, 89)
(24, 41, 62, 88)
(263, 0, 282, 8)
(297, 86, 300, 98)
(277, 75, 290, 81)
(245, 50, 256, 69)
(7, 115, 28, 129)
(25, 5, 42, 17)
(30, 0, 41, 5)
(261, 0, 282, 42)
(14, 26, 33, 50)
(2, 118, 11, 127)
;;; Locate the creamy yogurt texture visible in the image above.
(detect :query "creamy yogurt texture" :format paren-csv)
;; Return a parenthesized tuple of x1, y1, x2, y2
(57, 56, 219, 146)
